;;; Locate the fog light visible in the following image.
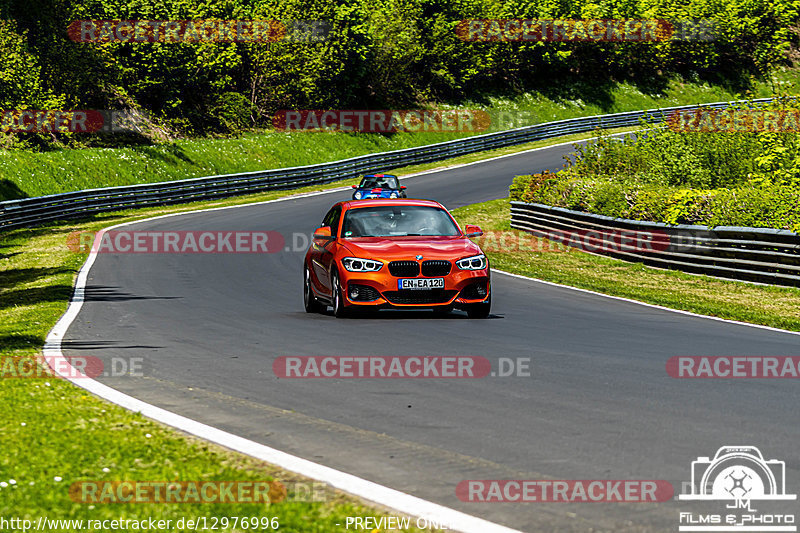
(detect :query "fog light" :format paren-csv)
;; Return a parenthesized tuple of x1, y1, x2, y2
(476, 284, 487, 297)
(349, 287, 360, 299)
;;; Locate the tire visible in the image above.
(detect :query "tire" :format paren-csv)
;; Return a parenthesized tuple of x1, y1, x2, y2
(303, 267, 324, 313)
(331, 271, 349, 318)
(466, 294, 491, 319)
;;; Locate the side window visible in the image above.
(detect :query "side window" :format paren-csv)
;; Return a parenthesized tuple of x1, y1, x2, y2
(330, 207, 342, 237)
(322, 206, 342, 236)
(322, 208, 334, 227)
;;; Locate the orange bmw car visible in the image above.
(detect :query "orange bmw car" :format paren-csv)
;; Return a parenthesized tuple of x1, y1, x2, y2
(303, 199, 491, 318)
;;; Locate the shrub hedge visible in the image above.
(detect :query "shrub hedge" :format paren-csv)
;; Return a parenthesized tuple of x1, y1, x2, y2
(510, 104, 800, 231)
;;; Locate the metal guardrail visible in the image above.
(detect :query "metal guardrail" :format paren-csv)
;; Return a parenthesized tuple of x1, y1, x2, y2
(510, 201, 800, 287)
(0, 98, 773, 231)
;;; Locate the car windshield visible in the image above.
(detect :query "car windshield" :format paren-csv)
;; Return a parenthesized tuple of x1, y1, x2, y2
(342, 205, 460, 237)
(359, 176, 399, 189)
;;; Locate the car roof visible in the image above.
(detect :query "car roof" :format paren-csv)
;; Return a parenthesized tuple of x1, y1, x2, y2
(339, 198, 444, 210)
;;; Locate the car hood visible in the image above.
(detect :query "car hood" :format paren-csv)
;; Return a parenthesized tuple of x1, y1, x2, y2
(341, 236, 482, 260)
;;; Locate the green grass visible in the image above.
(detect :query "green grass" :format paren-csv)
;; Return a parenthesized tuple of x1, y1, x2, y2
(451, 199, 800, 331)
(1, 69, 795, 201)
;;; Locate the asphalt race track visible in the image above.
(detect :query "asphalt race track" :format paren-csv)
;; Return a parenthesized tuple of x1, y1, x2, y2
(64, 141, 800, 532)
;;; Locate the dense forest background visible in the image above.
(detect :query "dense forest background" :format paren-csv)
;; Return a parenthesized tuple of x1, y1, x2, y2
(0, 0, 798, 145)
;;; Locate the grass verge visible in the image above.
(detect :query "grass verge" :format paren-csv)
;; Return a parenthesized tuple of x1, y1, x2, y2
(450, 199, 800, 331)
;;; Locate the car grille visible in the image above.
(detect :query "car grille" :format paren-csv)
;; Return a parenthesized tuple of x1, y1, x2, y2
(460, 281, 488, 300)
(421, 260, 451, 276)
(388, 261, 420, 277)
(382, 290, 458, 305)
(347, 284, 380, 302)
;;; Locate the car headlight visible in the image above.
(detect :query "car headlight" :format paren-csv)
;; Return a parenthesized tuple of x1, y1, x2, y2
(342, 257, 384, 272)
(456, 254, 487, 270)
(354, 191, 363, 199)
(389, 192, 398, 198)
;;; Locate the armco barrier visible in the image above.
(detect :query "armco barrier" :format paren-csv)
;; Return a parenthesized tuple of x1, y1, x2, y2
(510, 201, 800, 287)
(0, 98, 772, 231)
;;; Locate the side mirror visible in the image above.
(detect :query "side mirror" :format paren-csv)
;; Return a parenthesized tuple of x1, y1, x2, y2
(400, 185, 407, 190)
(464, 224, 483, 238)
(313, 226, 333, 239)
(351, 185, 358, 189)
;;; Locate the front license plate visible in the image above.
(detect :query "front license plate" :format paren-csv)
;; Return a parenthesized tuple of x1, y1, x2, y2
(398, 278, 444, 290)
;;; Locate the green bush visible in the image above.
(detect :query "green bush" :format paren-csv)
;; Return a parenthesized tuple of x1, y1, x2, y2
(511, 169, 800, 230)
(0, 0, 797, 143)
(510, 103, 800, 230)
(565, 123, 771, 189)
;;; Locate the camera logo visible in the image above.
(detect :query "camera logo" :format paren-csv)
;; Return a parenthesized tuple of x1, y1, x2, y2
(678, 446, 796, 532)
(680, 446, 795, 501)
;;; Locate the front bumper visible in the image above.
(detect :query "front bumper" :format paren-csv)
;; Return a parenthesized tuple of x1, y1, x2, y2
(340, 268, 490, 308)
